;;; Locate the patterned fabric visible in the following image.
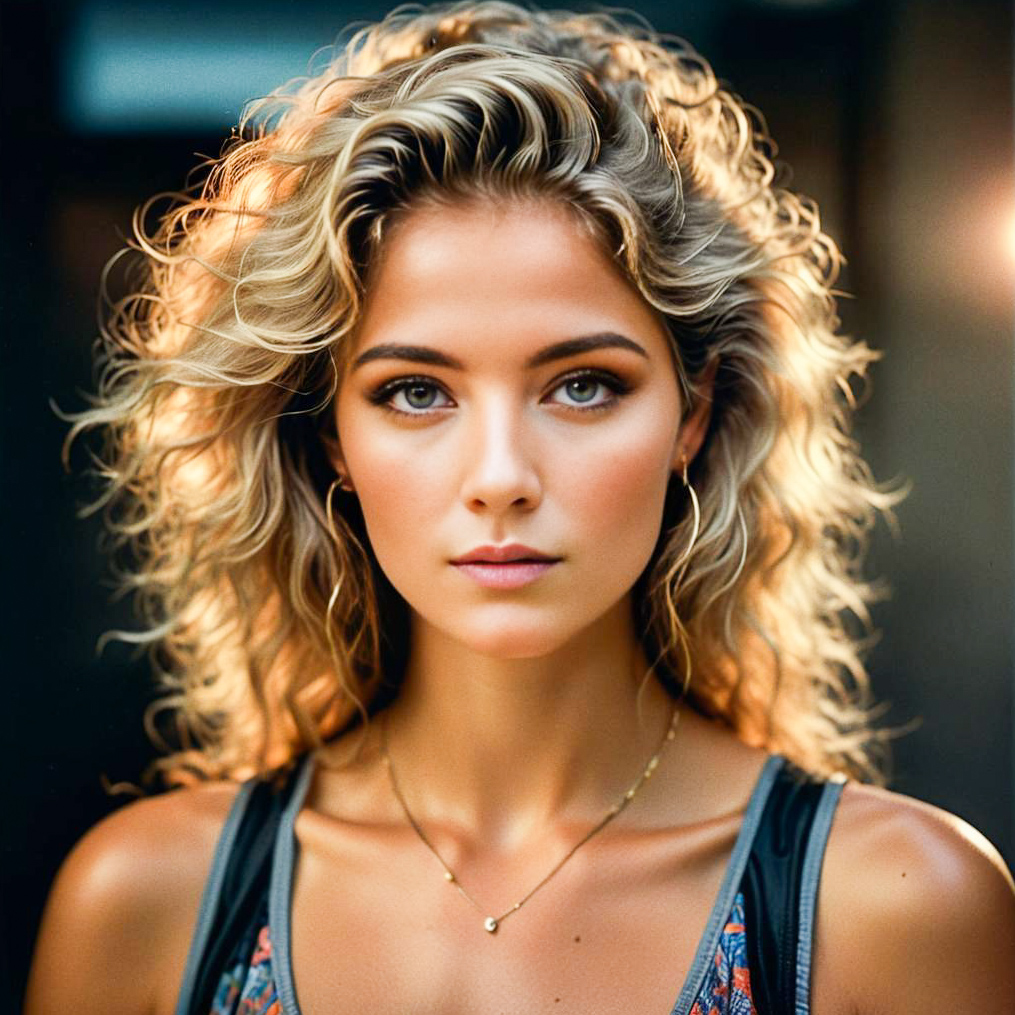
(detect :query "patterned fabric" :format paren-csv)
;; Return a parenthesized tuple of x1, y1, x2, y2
(207, 892, 755, 1015)
(689, 892, 757, 1015)
(210, 899, 281, 1015)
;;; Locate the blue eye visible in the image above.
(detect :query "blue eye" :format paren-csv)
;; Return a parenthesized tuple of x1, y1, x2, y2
(368, 368, 630, 418)
(396, 381, 448, 411)
(549, 371, 627, 410)
(370, 377, 453, 415)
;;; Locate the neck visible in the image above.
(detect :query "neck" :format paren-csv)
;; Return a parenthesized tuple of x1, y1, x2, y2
(377, 596, 680, 848)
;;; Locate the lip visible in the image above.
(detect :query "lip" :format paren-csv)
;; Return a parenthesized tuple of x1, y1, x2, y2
(452, 560, 559, 589)
(450, 543, 562, 590)
(451, 543, 561, 564)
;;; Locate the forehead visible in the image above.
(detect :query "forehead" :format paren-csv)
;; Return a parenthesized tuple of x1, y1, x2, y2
(345, 197, 674, 366)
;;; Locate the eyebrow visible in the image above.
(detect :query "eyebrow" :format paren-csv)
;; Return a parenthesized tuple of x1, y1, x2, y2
(349, 332, 650, 372)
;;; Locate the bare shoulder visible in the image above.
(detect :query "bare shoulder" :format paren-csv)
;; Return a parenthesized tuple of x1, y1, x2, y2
(812, 780, 1015, 1015)
(24, 779, 243, 1015)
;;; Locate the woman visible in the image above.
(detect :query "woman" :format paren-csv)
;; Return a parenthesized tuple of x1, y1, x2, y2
(26, 2, 1014, 1012)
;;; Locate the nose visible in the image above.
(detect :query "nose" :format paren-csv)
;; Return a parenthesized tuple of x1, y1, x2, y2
(458, 395, 543, 515)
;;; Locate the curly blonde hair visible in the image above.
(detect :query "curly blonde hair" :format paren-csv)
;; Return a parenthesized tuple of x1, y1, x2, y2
(64, 0, 903, 788)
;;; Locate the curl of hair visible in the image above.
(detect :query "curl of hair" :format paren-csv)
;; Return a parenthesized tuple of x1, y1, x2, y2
(62, 1, 905, 787)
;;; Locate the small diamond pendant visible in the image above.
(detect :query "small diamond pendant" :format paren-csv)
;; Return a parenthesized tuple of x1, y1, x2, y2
(484, 917, 499, 933)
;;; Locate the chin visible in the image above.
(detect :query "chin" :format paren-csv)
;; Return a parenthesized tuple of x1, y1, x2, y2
(438, 607, 582, 659)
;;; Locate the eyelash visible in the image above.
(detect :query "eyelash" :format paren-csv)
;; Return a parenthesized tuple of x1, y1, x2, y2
(367, 368, 632, 418)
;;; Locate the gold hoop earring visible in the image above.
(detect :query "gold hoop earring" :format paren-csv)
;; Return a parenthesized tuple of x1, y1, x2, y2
(673, 453, 700, 571)
(325, 478, 342, 538)
(672, 453, 699, 701)
(332, 470, 355, 494)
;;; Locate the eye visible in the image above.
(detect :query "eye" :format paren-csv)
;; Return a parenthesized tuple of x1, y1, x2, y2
(545, 369, 630, 412)
(368, 368, 631, 418)
(369, 376, 453, 416)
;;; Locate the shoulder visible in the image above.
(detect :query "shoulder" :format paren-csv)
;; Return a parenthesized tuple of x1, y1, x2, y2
(812, 779, 1015, 1015)
(24, 778, 245, 1015)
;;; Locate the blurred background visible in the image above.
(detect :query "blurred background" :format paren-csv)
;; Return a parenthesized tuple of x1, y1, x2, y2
(1, 0, 1012, 1006)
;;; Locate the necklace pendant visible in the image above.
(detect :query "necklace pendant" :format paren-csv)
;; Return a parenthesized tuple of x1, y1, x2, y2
(484, 917, 499, 933)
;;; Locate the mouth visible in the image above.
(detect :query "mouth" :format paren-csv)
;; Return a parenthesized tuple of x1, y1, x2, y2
(455, 557, 558, 565)
(451, 558, 560, 589)
(451, 543, 562, 565)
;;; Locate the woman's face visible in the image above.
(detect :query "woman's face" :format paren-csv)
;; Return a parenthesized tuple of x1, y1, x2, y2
(333, 197, 706, 658)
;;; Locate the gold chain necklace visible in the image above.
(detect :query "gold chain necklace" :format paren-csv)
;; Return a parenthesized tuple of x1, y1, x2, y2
(380, 705, 681, 934)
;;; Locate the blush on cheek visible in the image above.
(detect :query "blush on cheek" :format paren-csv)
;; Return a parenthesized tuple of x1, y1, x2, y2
(580, 446, 671, 569)
(592, 422, 673, 507)
(347, 444, 448, 584)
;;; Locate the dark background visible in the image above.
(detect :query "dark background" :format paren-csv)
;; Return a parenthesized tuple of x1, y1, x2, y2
(2, 0, 1013, 1007)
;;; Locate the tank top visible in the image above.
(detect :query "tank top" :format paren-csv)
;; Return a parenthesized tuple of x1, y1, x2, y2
(174, 751, 845, 1015)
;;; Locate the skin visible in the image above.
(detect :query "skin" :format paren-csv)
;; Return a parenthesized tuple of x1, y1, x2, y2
(327, 195, 712, 837)
(24, 197, 1015, 1014)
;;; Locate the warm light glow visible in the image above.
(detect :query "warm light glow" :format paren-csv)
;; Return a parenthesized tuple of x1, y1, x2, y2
(1007, 211, 1015, 264)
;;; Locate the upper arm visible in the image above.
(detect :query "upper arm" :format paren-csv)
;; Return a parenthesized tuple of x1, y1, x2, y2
(23, 781, 240, 1015)
(813, 782, 1015, 1015)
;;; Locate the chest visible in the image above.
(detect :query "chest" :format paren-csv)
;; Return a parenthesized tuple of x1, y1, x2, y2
(287, 816, 743, 1015)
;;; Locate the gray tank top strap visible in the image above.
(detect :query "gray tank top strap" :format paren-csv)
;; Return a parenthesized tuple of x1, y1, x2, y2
(670, 752, 787, 1015)
(268, 751, 318, 1015)
(174, 778, 258, 1015)
(794, 774, 846, 1015)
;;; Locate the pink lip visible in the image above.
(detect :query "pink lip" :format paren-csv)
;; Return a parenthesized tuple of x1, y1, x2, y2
(452, 560, 559, 589)
(451, 543, 560, 564)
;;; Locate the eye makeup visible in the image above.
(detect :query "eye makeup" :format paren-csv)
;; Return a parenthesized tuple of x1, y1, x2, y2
(366, 367, 634, 418)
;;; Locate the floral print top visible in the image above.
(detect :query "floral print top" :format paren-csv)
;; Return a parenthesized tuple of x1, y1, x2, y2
(209, 892, 756, 1015)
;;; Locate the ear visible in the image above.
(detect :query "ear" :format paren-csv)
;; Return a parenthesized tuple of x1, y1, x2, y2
(320, 428, 343, 469)
(321, 431, 354, 491)
(672, 357, 718, 474)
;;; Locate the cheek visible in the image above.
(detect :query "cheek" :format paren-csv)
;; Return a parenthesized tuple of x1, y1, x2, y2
(335, 388, 679, 619)
(336, 416, 451, 569)
(572, 423, 674, 566)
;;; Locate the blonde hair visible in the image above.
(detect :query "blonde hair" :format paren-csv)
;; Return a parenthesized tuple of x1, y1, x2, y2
(64, 0, 903, 788)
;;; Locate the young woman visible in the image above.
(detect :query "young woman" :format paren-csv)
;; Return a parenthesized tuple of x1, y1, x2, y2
(26, 2, 1014, 1013)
